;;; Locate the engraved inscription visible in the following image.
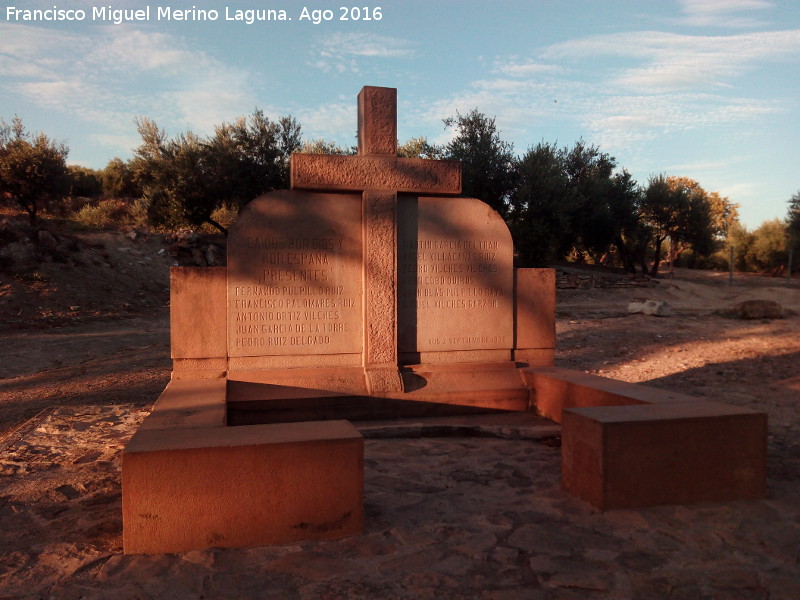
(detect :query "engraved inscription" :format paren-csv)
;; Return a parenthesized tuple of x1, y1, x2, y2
(226, 191, 362, 357)
(397, 196, 514, 353)
(231, 236, 357, 350)
(399, 239, 505, 313)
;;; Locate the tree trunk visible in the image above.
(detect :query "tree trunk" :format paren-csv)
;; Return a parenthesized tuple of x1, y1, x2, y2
(205, 216, 228, 236)
(26, 203, 37, 226)
(649, 236, 664, 277)
(614, 238, 636, 274)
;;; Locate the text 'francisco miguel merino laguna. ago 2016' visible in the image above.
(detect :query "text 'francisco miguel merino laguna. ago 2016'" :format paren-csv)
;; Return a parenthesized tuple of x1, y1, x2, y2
(4, 5, 385, 25)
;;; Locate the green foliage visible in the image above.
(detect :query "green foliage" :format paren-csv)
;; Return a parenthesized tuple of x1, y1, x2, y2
(639, 174, 679, 275)
(129, 197, 150, 228)
(746, 219, 788, 273)
(711, 220, 791, 274)
(606, 171, 650, 273)
(300, 138, 356, 155)
(443, 110, 516, 218)
(509, 141, 641, 269)
(724, 222, 754, 271)
(706, 189, 739, 241)
(101, 157, 140, 197)
(132, 110, 302, 234)
(509, 142, 576, 266)
(398, 136, 443, 159)
(73, 199, 127, 229)
(510, 154, 727, 273)
(68, 165, 103, 198)
(0, 116, 71, 225)
(636, 175, 718, 275)
(199, 204, 240, 234)
(8, 104, 778, 277)
(788, 190, 800, 267)
(560, 141, 621, 262)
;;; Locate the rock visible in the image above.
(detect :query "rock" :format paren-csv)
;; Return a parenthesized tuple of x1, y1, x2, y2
(126, 230, 138, 241)
(628, 299, 670, 317)
(1, 241, 38, 274)
(190, 247, 207, 267)
(55, 483, 81, 500)
(37, 230, 58, 248)
(205, 244, 224, 267)
(491, 546, 520, 568)
(723, 299, 785, 320)
(176, 230, 200, 244)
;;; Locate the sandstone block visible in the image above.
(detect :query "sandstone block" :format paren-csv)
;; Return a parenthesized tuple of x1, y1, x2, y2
(358, 86, 396, 155)
(138, 378, 227, 432)
(561, 402, 767, 510)
(522, 366, 695, 423)
(226, 191, 364, 359)
(170, 267, 227, 360)
(397, 196, 514, 355)
(123, 420, 364, 554)
(514, 268, 556, 355)
(291, 154, 461, 194)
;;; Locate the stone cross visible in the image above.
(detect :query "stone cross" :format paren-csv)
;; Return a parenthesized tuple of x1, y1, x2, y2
(291, 86, 461, 393)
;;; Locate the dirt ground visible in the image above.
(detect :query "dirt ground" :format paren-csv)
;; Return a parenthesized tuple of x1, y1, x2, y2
(1, 258, 799, 598)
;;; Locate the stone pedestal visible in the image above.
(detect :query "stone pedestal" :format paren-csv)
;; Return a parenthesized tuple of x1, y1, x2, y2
(524, 366, 767, 510)
(123, 420, 363, 554)
(562, 402, 767, 510)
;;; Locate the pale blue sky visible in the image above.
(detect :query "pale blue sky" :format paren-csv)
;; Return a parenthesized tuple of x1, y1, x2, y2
(1, 0, 798, 227)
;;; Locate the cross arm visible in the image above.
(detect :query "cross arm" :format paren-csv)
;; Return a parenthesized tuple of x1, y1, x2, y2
(291, 153, 462, 195)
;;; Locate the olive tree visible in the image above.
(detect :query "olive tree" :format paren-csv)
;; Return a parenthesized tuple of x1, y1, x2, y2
(0, 117, 70, 225)
(443, 110, 516, 218)
(132, 110, 302, 234)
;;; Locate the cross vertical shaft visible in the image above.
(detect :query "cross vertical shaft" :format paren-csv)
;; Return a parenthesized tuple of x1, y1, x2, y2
(359, 87, 402, 393)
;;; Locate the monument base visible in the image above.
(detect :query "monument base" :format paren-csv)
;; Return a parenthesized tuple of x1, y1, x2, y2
(227, 360, 530, 417)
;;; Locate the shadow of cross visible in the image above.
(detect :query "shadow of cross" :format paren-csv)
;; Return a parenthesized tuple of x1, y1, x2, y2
(290, 86, 462, 394)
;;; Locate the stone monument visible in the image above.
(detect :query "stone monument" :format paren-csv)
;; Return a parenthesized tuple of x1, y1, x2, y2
(122, 86, 767, 554)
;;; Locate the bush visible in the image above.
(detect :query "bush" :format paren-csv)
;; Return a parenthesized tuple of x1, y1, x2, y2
(73, 199, 127, 229)
(128, 197, 150, 228)
(747, 219, 788, 274)
(101, 157, 140, 198)
(0, 117, 71, 225)
(673, 249, 726, 270)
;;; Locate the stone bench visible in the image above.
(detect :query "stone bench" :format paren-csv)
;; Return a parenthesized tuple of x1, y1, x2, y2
(522, 366, 767, 510)
(122, 380, 364, 554)
(521, 365, 696, 422)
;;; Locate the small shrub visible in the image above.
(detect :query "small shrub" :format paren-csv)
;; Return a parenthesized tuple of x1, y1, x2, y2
(128, 197, 150, 228)
(73, 199, 127, 229)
